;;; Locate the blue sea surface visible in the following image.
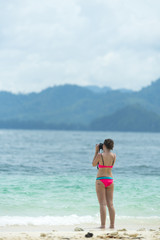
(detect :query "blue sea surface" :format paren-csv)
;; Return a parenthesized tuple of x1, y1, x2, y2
(0, 129, 159, 226)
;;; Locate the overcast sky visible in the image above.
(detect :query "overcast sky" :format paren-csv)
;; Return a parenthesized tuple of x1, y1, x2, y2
(0, 0, 160, 93)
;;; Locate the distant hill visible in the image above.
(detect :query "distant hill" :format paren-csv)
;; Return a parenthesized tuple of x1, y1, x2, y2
(0, 84, 130, 125)
(85, 85, 133, 93)
(85, 85, 112, 93)
(117, 88, 133, 93)
(0, 78, 160, 132)
(136, 78, 160, 113)
(90, 104, 160, 132)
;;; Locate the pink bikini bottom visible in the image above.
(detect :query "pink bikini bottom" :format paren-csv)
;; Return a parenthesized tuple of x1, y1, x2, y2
(96, 177, 113, 187)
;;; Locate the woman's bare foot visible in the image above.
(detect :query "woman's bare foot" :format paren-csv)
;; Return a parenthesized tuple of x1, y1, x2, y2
(109, 225, 115, 229)
(100, 225, 106, 229)
(95, 225, 106, 229)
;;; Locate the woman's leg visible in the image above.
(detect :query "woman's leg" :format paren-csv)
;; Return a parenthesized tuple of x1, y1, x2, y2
(95, 180, 107, 228)
(105, 182, 115, 228)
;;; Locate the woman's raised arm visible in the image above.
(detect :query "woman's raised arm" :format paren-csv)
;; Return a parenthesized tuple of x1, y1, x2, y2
(92, 144, 101, 167)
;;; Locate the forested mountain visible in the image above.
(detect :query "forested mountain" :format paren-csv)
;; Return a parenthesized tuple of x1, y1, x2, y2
(85, 85, 133, 93)
(84, 85, 112, 93)
(90, 104, 160, 132)
(136, 79, 160, 113)
(0, 78, 160, 132)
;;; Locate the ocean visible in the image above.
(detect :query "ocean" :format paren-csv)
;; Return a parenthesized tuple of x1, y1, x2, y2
(0, 129, 159, 227)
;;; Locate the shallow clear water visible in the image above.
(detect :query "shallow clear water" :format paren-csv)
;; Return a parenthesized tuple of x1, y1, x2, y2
(0, 129, 159, 226)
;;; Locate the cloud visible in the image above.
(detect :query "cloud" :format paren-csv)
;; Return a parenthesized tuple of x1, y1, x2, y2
(0, 0, 160, 93)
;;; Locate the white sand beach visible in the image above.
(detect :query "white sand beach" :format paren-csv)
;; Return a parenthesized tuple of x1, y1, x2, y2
(0, 223, 160, 240)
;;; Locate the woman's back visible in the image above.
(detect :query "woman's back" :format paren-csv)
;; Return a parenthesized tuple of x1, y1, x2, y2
(97, 152, 116, 178)
(100, 152, 116, 166)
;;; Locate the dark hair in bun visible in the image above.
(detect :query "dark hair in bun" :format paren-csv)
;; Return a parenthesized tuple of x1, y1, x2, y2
(103, 139, 114, 150)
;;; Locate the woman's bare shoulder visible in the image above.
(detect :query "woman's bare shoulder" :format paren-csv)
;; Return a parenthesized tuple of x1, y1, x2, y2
(111, 152, 116, 159)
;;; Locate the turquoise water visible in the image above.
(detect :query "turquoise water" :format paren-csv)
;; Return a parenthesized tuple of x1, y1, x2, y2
(0, 129, 159, 226)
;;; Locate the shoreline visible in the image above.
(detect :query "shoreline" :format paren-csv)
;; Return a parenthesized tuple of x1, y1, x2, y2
(0, 216, 159, 230)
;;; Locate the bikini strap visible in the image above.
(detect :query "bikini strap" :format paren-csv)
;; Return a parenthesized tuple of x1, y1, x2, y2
(101, 154, 104, 165)
(112, 155, 116, 166)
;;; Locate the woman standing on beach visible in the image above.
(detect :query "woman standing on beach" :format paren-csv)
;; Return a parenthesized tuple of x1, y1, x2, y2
(92, 139, 116, 229)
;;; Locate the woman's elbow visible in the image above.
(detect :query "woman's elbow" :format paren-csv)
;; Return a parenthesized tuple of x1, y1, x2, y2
(92, 162, 96, 167)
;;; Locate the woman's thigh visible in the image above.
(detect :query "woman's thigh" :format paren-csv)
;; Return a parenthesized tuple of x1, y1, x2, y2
(105, 182, 114, 206)
(95, 180, 106, 205)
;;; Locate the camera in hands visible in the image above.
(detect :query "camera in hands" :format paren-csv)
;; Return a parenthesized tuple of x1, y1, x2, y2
(99, 143, 103, 151)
